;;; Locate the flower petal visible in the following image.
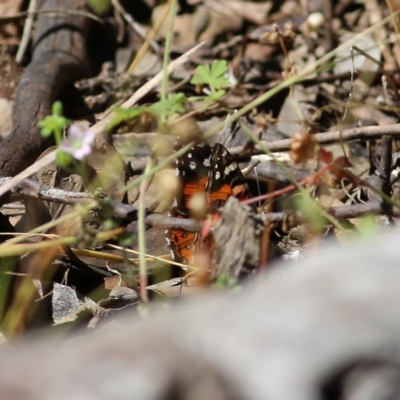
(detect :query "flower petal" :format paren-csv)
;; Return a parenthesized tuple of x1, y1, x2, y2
(60, 141, 73, 154)
(82, 129, 95, 145)
(72, 145, 91, 160)
(67, 124, 82, 139)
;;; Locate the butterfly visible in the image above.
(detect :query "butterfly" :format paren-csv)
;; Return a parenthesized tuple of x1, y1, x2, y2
(166, 141, 251, 265)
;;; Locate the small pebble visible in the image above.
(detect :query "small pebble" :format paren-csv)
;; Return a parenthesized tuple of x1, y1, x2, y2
(307, 12, 325, 31)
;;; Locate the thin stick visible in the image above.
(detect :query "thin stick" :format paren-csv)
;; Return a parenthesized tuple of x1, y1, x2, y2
(160, 0, 177, 122)
(16, 0, 37, 63)
(111, 0, 159, 53)
(137, 160, 155, 302)
(228, 123, 400, 155)
(0, 176, 136, 220)
(0, 237, 75, 258)
(128, 0, 172, 73)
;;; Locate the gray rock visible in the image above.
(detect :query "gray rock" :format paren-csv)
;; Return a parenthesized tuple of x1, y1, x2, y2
(1, 235, 400, 399)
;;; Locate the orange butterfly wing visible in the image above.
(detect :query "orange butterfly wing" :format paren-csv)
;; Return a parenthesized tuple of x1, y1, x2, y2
(167, 142, 251, 265)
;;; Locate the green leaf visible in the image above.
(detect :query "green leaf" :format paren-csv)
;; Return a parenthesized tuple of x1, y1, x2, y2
(102, 219, 117, 231)
(38, 114, 70, 139)
(356, 214, 379, 237)
(118, 231, 136, 247)
(211, 275, 239, 290)
(204, 89, 226, 104)
(190, 60, 230, 90)
(150, 93, 186, 117)
(294, 193, 324, 232)
(107, 106, 149, 131)
(87, 0, 111, 16)
(38, 125, 53, 138)
(108, 94, 186, 131)
(52, 101, 63, 117)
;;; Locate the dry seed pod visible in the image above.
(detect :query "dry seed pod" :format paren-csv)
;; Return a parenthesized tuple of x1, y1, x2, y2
(189, 193, 207, 220)
(290, 131, 317, 164)
(282, 21, 296, 41)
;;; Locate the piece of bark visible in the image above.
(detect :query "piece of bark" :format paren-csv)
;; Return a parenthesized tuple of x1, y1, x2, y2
(365, 135, 394, 228)
(0, 0, 90, 177)
(211, 197, 263, 281)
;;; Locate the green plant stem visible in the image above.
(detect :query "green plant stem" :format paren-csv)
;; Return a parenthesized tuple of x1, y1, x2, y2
(138, 162, 153, 302)
(160, 0, 177, 123)
(135, 0, 176, 302)
(0, 237, 75, 258)
(55, 127, 63, 145)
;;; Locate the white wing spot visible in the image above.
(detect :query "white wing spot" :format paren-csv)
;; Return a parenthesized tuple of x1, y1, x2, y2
(215, 171, 221, 180)
(224, 163, 237, 175)
(189, 161, 196, 169)
(187, 153, 192, 158)
(203, 159, 211, 167)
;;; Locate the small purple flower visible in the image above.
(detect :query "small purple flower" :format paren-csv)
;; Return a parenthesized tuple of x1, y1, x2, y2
(60, 124, 95, 160)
